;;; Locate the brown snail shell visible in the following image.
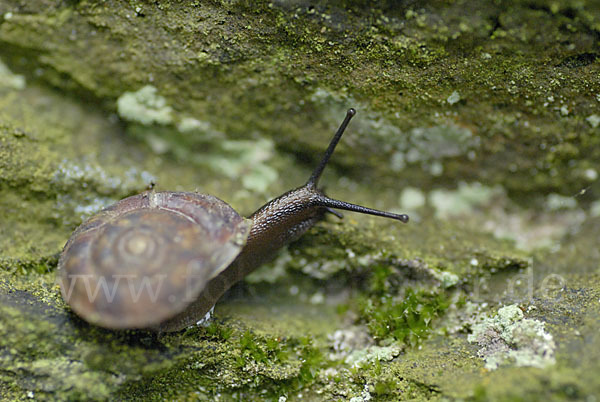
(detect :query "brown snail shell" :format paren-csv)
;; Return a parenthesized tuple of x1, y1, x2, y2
(58, 191, 249, 329)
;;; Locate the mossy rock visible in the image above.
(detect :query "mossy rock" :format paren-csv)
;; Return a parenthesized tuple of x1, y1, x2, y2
(1, 0, 599, 400)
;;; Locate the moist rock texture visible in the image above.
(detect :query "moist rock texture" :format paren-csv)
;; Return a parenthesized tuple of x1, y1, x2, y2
(0, 0, 599, 400)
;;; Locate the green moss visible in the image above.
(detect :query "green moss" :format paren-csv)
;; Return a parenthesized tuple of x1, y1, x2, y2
(359, 287, 450, 346)
(1, 0, 598, 202)
(238, 330, 289, 365)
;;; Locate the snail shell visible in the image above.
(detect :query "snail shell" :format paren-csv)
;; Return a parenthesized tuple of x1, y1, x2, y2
(58, 191, 249, 329)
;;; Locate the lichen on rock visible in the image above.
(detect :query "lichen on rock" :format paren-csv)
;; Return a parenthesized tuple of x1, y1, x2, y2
(468, 304, 556, 370)
(117, 85, 173, 126)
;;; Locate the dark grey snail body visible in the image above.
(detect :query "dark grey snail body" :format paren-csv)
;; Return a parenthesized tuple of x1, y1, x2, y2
(58, 109, 408, 332)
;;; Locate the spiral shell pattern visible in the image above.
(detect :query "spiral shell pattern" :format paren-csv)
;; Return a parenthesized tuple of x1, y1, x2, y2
(58, 191, 250, 329)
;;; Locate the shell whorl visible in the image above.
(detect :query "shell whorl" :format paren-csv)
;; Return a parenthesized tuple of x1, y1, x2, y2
(58, 191, 250, 330)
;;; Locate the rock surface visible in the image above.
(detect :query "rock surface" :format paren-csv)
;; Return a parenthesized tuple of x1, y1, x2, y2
(0, 1, 599, 400)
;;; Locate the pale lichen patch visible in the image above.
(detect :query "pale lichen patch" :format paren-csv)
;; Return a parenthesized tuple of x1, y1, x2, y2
(0, 57, 25, 90)
(429, 182, 502, 219)
(468, 304, 556, 370)
(117, 85, 173, 125)
(344, 345, 402, 368)
(204, 138, 278, 194)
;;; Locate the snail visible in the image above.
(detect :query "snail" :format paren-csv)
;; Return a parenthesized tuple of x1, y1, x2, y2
(58, 108, 408, 332)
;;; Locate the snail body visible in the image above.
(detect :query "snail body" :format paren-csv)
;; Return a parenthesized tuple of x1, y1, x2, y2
(58, 109, 408, 332)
